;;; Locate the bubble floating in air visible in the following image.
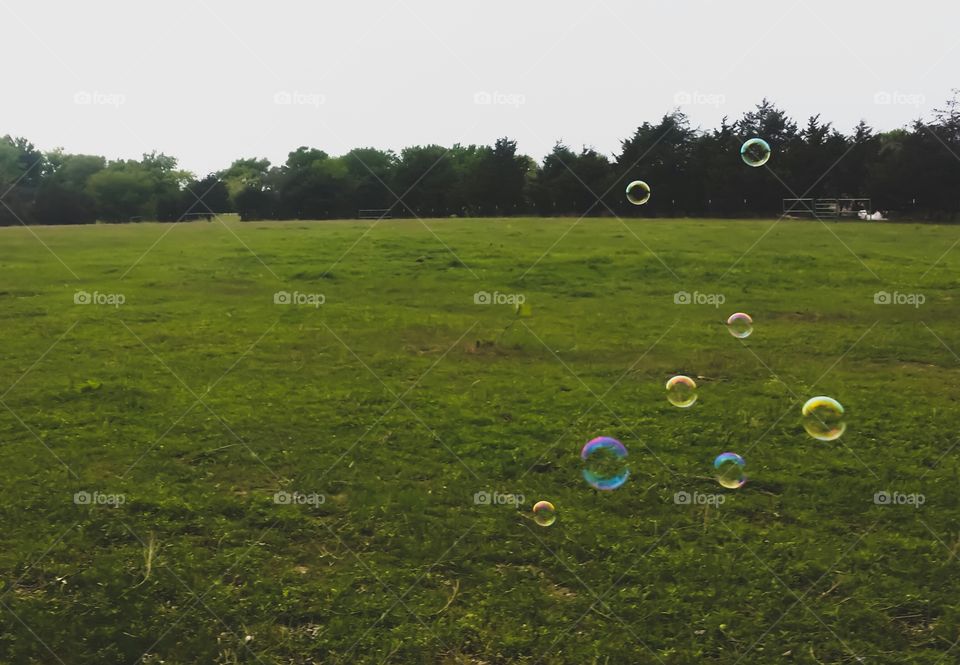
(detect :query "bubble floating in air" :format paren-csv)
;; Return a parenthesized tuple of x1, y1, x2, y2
(740, 138, 771, 167)
(726, 312, 754, 339)
(532, 500, 556, 526)
(802, 396, 846, 441)
(581, 436, 629, 490)
(666, 375, 698, 408)
(626, 180, 651, 205)
(713, 452, 747, 489)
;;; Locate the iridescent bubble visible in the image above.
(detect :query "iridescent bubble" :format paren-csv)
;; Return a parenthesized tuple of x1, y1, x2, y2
(626, 180, 651, 206)
(581, 436, 629, 491)
(741, 138, 771, 167)
(726, 312, 754, 339)
(802, 396, 846, 441)
(532, 500, 556, 527)
(714, 452, 747, 489)
(666, 375, 698, 408)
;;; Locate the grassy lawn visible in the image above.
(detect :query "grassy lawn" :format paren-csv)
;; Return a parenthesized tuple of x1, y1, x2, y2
(0, 216, 958, 664)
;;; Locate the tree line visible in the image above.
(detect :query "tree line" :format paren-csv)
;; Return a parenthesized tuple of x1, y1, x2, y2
(1, 94, 959, 226)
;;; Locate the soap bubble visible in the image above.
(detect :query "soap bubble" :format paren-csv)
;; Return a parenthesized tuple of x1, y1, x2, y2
(726, 312, 754, 339)
(802, 396, 846, 441)
(741, 138, 771, 167)
(666, 375, 698, 408)
(713, 452, 747, 489)
(626, 180, 651, 205)
(581, 437, 629, 490)
(532, 500, 556, 526)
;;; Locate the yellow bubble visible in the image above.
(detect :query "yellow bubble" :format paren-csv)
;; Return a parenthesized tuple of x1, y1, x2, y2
(802, 396, 846, 441)
(666, 375, 698, 408)
(532, 500, 556, 527)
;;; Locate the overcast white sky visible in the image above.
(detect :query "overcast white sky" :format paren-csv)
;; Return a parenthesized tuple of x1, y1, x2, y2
(1, 0, 956, 176)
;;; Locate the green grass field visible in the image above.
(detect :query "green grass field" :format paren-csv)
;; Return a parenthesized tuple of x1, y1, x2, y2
(1, 216, 959, 664)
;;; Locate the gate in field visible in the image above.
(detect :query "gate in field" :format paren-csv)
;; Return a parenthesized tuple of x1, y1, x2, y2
(358, 208, 392, 220)
(783, 198, 871, 219)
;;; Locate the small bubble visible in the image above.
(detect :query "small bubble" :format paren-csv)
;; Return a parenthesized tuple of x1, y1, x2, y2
(713, 452, 747, 489)
(532, 500, 556, 527)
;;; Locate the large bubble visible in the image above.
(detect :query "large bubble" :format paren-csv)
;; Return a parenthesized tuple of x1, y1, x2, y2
(726, 312, 754, 339)
(741, 138, 771, 167)
(666, 375, 698, 408)
(626, 180, 651, 206)
(802, 396, 846, 441)
(581, 436, 629, 491)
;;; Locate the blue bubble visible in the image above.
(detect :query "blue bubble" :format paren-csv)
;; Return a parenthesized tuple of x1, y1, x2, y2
(581, 436, 629, 490)
(741, 138, 771, 167)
